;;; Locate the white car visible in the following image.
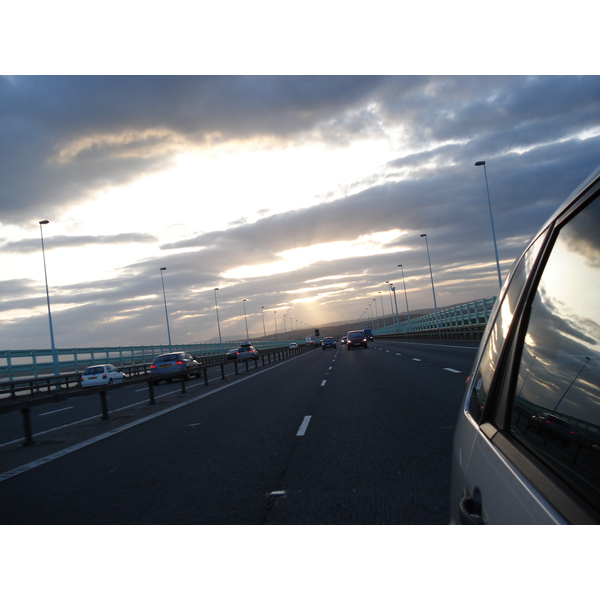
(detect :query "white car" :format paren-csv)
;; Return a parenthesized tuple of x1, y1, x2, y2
(449, 165, 600, 525)
(80, 364, 126, 388)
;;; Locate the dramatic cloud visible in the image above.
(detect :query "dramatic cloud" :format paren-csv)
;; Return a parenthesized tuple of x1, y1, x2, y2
(1, 75, 599, 350)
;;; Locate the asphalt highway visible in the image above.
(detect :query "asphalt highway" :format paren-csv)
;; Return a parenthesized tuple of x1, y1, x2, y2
(0, 340, 478, 524)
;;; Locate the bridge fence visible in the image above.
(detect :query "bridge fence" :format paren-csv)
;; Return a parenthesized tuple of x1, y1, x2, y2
(1, 297, 497, 382)
(371, 297, 496, 335)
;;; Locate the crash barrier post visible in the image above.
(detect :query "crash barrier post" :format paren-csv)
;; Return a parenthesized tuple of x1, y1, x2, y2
(148, 381, 156, 405)
(21, 406, 35, 446)
(100, 390, 110, 420)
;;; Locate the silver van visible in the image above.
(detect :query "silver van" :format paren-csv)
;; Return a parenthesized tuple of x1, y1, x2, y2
(449, 165, 600, 524)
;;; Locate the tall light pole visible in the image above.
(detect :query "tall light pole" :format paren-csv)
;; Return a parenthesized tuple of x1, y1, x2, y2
(553, 357, 591, 413)
(261, 306, 267, 342)
(373, 299, 380, 329)
(214, 288, 223, 355)
(378, 292, 386, 328)
(475, 161, 503, 289)
(160, 267, 173, 351)
(398, 264, 411, 331)
(283, 314, 287, 334)
(242, 299, 249, 340)
(385, 281, 395, 327)
(390, 285, 400, 331)
(39, 220, 60, 385)
(273, 311, 279, 341)
(420, 234, 440, 330)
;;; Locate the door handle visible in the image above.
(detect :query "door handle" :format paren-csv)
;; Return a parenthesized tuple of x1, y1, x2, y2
(459, 489, 485, 525)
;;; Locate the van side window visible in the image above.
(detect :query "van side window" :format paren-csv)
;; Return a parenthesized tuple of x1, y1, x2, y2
(510, 196, 600, 513)
(467, 234, 545, 422)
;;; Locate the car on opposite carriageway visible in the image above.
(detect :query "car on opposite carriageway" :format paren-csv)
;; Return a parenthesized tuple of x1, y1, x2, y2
(235, 342, 259, 361)
(150, 352, 200, 384)
(80, 364, 126, 388)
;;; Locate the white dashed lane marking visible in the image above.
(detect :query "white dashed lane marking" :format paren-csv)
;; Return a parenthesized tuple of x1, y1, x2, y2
(374, 345, 463, 374)
(297, 416, 312, 436)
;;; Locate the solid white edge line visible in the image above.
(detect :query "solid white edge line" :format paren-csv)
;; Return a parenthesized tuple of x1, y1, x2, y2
(0, 350, 313, 482)
(39, 406, 74, 416)
(444, 368, 462, 373)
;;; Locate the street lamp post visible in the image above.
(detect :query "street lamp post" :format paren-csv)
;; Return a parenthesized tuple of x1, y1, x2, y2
(475, 161, 503, 289)
(385, 281, 396, 327)
(242, 299, 249, 340)
(283, 314, 287, 334)
(159, 267, 173, 351)
(553, 357, 591, 413)
(398, 264, 411, 331)
(391, 286, 400, 331)
(378, 292, 386, 328)
(420, 234, 440, 330)
(214, 288, 223, 355)
(373, 299, 380, 329)
(38, 220, 60, 386)
(273, 311, 279, 341)
(261, 306, 267, 342)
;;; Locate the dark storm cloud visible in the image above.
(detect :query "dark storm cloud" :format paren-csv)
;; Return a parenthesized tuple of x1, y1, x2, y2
(0, 75, 391, 222)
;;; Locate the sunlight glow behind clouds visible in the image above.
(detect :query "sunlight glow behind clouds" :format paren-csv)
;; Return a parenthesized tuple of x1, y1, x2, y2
(20, 136, 404, 289)
(222, 230, 406, 279)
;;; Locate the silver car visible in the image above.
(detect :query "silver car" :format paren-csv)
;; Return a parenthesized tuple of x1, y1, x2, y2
(149, 352, 200, 384)
(235, 342, 258, 361)
(450, 165, 600, 525)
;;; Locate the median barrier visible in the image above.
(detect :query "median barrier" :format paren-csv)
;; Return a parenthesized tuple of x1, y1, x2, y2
(1, 343, 316, 446)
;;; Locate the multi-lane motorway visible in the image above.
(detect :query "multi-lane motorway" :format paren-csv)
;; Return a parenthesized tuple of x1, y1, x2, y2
(0, 339, 478, 524)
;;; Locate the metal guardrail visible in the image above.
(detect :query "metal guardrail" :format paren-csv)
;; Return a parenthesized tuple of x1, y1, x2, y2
(0, 339, 301, 382)
(0, 344, 308, 401)
(0, 344, 315, 447)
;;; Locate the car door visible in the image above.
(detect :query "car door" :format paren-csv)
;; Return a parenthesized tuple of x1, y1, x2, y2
(451, 173, 600, 524)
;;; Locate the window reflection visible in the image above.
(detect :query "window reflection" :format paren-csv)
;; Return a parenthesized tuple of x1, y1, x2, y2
(469, 234, 546, 421)
(511, 197, 600, 511)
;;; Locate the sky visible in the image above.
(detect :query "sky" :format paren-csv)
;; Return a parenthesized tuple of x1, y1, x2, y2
(1, 74, 600, 350)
